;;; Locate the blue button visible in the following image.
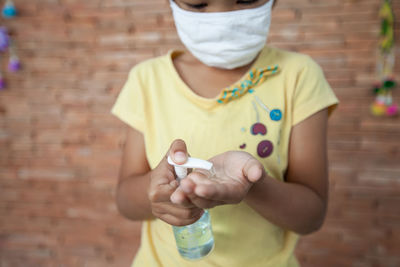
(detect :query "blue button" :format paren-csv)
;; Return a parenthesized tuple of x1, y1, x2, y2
(270, 109, 282, 121)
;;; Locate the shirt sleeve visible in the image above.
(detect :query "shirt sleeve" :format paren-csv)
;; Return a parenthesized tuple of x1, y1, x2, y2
(111, 67, 146, 132)
(291, 56, 339, 126)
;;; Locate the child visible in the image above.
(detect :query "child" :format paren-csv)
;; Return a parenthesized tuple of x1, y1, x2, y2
(111, 0, 339, 266)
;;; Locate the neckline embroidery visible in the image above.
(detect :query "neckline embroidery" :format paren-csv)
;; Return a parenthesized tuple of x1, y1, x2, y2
(216, 64, 280, 104)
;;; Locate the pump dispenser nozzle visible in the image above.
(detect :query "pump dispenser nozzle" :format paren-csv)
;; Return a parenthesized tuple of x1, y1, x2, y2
(167, 156, 213, 181)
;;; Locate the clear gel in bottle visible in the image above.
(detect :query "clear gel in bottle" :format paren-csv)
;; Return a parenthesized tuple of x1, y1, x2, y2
(167, 156, 215, 260)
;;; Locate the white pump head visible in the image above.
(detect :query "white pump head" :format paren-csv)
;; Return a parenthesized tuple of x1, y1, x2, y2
(167, 156, 213, 181)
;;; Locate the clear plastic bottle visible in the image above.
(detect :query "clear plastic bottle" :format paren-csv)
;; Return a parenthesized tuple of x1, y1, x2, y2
(167, 156, 215, 260)
(173, 210, 214, 260)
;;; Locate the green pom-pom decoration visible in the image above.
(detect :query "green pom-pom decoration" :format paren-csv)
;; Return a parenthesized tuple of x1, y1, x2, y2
(383, 79, 396, 89)
(381, 19, 389, 35)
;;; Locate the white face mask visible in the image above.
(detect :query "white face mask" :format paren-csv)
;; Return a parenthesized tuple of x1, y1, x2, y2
(170, 0, 273, 70)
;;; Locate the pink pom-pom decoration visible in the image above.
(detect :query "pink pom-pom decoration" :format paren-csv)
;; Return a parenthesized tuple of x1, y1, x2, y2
(386, 104, 398, 116)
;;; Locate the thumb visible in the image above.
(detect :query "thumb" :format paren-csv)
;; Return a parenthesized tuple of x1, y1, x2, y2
(168, 139, 188, 164)
(243, 158, 264, 183)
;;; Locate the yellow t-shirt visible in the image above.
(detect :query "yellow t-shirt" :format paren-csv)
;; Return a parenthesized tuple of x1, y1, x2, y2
(111, 46, 339, 267)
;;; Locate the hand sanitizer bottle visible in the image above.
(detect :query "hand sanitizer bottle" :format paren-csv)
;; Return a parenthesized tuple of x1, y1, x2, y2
(167, 156, 215, 260)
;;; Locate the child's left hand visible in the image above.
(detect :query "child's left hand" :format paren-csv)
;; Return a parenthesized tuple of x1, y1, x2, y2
(170, 151, 265, 209)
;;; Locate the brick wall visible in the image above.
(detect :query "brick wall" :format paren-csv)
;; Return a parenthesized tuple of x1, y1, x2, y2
(0, 0, 399, 266)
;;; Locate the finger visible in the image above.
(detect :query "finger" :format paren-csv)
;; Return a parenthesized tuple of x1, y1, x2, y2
(189, 172, 243, 203)
(168, 139, 188, 164)
(187, 194, 224, 209)
(195, 183, 236, 202)
(179, 177, 196, 195)
(170, 186, 194, 207)
(154, 202, 202, 218)
(158, 212, 203, 226)
(148, 179, 179, 203)
(243, 158, 264, 183)
(156, 205, 204, 226)
(182, 173, 225, 208)
(150, 166, 177, 187)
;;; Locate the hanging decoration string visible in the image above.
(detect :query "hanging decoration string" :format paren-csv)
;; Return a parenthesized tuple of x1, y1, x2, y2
(0, 0, 20, 90)
(370, 0, 398, 117)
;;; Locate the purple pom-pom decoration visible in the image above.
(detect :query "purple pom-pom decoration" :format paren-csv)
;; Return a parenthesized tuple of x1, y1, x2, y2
(0, 27, 9, 52)
(8, 57, 21, 72)
(0, 78, 6, 90)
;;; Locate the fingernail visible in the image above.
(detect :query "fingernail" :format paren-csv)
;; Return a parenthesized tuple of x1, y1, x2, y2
(174, 151, 186, 163)
(170, 193, 178, 204)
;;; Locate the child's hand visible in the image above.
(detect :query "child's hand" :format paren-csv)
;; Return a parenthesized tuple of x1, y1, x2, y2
(171, 151, 264, 209)
(148, 139, 204, 226)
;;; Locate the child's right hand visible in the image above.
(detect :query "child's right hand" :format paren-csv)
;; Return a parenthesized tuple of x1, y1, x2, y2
(148, 139, 204, 226)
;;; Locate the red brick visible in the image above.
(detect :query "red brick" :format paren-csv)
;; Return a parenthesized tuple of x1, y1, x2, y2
(1, 0, 400, 266)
